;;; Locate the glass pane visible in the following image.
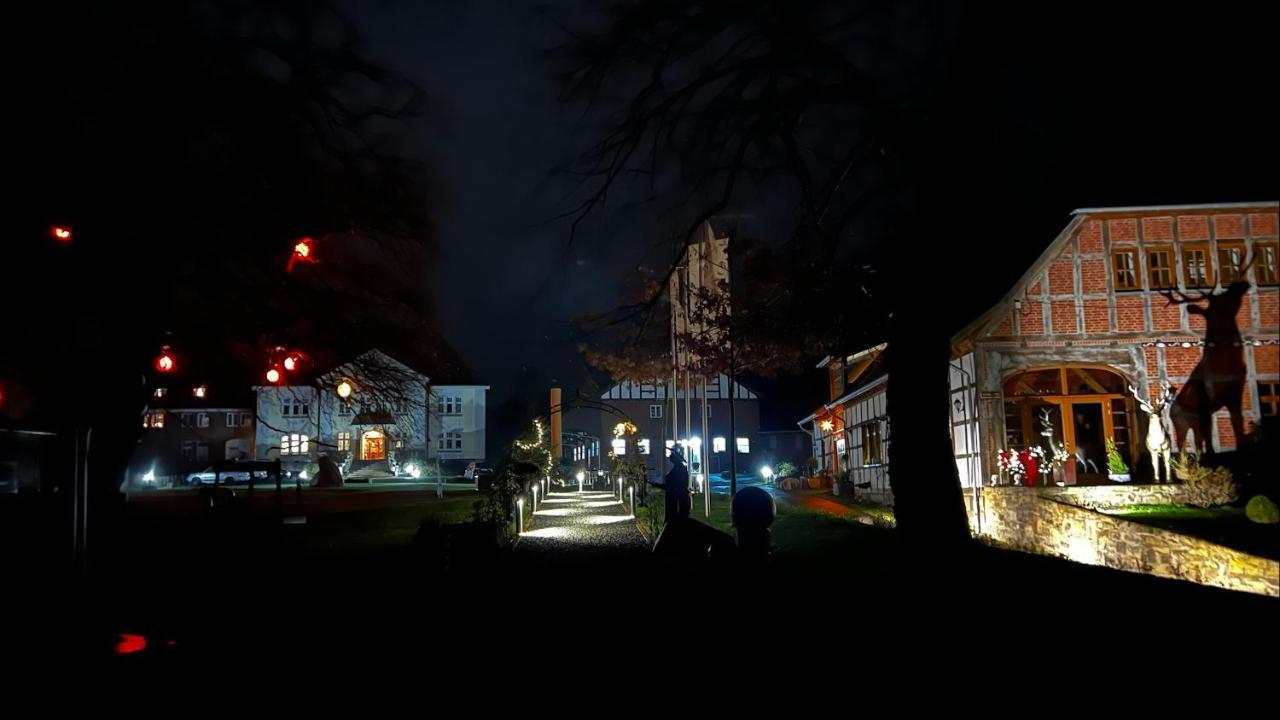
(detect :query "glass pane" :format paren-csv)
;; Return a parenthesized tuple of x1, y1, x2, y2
(1067, 367, 1124, 395)
(1003, 369, 1062, 397)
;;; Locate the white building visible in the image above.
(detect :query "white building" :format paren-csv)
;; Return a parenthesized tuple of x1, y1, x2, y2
(254, 349, 488, 477)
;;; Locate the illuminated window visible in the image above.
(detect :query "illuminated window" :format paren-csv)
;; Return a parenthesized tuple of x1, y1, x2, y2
(861, 422, 884, 465)
(713, 437, 726, 453)
(1218, 242, 1247, 284)
(664, 440, 675, 450)
(337, 432, 351, 451)
(143, 411, 165, 429)
(649, 404, 663, 419)
(638, 439, 651, 455)
(1255, 243, 1279, 286)
(1112, 250, 1138, 290)
(282, 398, 309, 417)
(192, 385, 207, 398)
(195, 412, 210, 428)
(1182, 244, 1213, 288)
(1260, 381, 1280, 418)
(611, 438, 627, 456)
(1147, 249, 1175, 289)
(153, 388, 167, 398)
(281, 434, 309, 455)
(736, 438, 750, 454)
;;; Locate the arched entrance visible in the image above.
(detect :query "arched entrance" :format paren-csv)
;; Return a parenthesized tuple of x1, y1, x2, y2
(1001, 365, 1137, 484)
(360, 430, 387, 461)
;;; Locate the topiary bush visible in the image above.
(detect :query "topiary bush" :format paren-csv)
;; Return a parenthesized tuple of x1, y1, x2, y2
(1245, 495, 1279, 524)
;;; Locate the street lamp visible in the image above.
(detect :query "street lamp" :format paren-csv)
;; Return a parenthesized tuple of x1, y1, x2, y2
(337, 380, 353, 398)
(266, 367, 281, 384)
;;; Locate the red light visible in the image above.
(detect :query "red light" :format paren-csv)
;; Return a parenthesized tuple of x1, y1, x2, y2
(155, 351, 176, 373)
(266, 368, 281, 383)
(51, 225, 73, 242)
(287, 237, 318, 272)
(115, 633, 147, 655)
(283, 355, 298, 372)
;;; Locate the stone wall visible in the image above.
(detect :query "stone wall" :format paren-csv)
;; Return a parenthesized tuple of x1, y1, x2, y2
(1037, 483, 1212, 510)
(964, 486, 1279, 597)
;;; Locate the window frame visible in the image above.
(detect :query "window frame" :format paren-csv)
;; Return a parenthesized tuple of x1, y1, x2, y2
(1217, 241, 1247, 284)
(1254, 242, 1279, 286)
(735, 437, 750, 454)
(1260, 380, 1280, 418)
(337, 431, 351, 452)
(1111, 249, 1139, 291)
(1182, 243, 1214, 289)
(861, 421, 885, 466)
(1147, 248, 1176, 289)
(649, 404, 663, 419)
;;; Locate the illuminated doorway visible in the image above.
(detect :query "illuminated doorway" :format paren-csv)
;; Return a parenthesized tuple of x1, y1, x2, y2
(361, 430, 387, 461)
(1002, 366, 1137, 484)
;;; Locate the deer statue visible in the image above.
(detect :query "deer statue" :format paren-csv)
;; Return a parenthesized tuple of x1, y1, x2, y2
(1130, 381, 1175, 483)
(1159, 252, 1255, 454)
(1037, 407, 1066, 483)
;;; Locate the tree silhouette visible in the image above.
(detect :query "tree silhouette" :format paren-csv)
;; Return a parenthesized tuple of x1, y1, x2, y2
(7, 1, 441, 560)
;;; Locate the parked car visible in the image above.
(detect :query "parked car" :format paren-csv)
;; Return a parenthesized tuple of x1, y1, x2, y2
(185, 467, 268, 485)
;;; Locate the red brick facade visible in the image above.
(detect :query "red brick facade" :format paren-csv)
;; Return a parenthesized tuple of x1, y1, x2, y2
(963, 203, 1279, 457)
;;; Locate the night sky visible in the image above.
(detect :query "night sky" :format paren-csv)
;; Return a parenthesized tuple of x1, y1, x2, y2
(346, 0, 1278, 442)
(348, 1, 639, 405)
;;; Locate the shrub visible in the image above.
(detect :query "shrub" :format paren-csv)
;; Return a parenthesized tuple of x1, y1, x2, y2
(1245, 495, 1279, 524)
(776, 461, 797, 479)
(1170, 452, 1238, 508)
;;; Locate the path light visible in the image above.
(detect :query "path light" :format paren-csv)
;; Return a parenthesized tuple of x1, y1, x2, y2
(577, 472, 584, 493)
(517, 497, 525, 534)
(760, 466, 774, 481)
(629, 485, 635, 518)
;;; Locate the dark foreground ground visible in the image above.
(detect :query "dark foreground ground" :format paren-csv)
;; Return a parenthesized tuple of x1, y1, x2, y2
(6, 484, 1277, 676)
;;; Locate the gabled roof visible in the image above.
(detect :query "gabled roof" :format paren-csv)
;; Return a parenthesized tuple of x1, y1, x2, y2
(955, 201, 1279, 349)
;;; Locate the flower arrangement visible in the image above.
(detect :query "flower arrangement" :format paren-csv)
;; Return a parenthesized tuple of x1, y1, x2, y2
(997, 445, 1067, 486)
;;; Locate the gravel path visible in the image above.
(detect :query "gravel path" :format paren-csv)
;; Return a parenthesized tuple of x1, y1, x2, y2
(513, 490, 649, 576)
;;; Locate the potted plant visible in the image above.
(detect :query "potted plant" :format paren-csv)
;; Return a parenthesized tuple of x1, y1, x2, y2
(1106, 438, 1131, 483)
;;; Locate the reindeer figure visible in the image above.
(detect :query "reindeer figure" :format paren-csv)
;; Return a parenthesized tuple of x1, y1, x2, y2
(1130, 381, 1174, 483)
(1159, 252, 1255, 454)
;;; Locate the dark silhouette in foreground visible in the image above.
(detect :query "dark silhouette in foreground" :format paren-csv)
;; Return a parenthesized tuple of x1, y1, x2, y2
(647, 446, 692, 524)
